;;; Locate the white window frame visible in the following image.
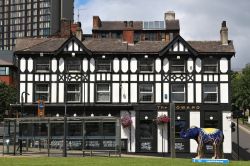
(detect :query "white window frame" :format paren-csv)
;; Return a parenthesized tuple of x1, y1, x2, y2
(96, 83, 111, 102)
(36, 58, 50, 72)
(67, 59, 81, 73)
(67, 83, 81, 102)
(139, 84, 154, 103)
(171, 59, 185, 73)
(203, 84, 218, 103)
(171, 84, 185, 103)
(139, 58, 154, 73)
(96, 59, 111, 72)
(203, 58, 218, 73)
(35, 83, 49, 102)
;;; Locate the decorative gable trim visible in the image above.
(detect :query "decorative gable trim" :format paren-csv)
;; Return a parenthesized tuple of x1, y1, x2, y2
(160, 35, 198, 56)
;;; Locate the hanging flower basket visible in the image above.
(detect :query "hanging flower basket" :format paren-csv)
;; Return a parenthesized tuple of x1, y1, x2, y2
(121, 114, 132, 128)
(155, 114, 170, 125)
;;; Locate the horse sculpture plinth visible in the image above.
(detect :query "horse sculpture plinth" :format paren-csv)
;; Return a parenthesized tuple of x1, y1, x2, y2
(180, 126, 224, 159)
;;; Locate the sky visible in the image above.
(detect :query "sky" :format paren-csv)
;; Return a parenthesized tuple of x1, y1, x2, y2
(74, 0, 250, 70)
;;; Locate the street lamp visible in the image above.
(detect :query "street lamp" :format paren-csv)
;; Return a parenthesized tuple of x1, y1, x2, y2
(20, 91, 30, 155)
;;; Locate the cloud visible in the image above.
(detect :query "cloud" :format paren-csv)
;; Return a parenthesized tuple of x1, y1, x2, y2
(75, 0, 250, 69)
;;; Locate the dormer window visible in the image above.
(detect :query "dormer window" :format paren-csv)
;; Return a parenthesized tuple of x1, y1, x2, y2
(171, 59, 185, 73)
(67, 58, 81, 72)
(203, 57, 218, 73)
(36, 57, 50, 72)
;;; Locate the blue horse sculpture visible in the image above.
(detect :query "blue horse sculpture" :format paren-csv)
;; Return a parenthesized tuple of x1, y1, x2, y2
(180, 126, 224, 159)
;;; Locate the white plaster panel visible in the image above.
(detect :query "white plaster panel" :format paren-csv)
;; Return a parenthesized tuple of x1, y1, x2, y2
(20, 58, 26, 72)
(102, 73, 105, 81)
(90, 83, 94, 103)
(27, 74, 33, 81)
(157, 111, 168, 152)
(150, 75, 154, 81)
(155, 58, 161, 73)
(122, 74, 128, 81)
(27, 58, 33, 72)
(97, 74, 100, 81)
(187, 58, 194, 73)
(51, 58, 57, 72)
(220, 58, 228, 73)
(113, 74, 119, 81)
(209, 75, 213, 82)
(58, 83, 64, 103)
(196, 74, 201, 82)
(113, 58, 120, 73)
(27, 83, 33, 103)
(40, 74, 44, 81)
(107, 74, 111, 81)
(130, 58, 137, 73)
(68, 42, 73, 51)
(82, 83, 88, 103)
(163, 58, 169, 72)
(51, 74, 57, 82)
(179, 43, 184, 52)
(90, 58, 95, 72)
(35, 74, 39, 81)
(163, 83, 169, 103)
(82, 58, 88, 72)
(220, 83, 229, 103)
(19, 83, 26, 103)
(155, 83, 161, 103)
(173, 43, 178, 51)
(74, 42, 79, 51)
(90, 74, 95, 81)
(130, 74, 137, 81)
(130, 83, 137, 103)
(195, 83, 202, 103)
(51, 83, 57, 103)
(120, 111, 136, 152)
(220, 75, 228, 82)
(223, 112, 232, 153)
(156, 74, 161, 81)
(20, 74, 26, 81)
(59, 58, 64, 72)
(139, 75, 143, 81)
(195, 58, 202, 73)
(121, 58, 128, 73)
(45, 74, 50, 81)
(112, 83, 120, 103)
(187, 83, 194, 103)
(203, 75, 207, 82)
(190, 111, 200, 153)
(121, 83, 128, 103)
(214, 75, 219, 82)
(144, 74, 148, 81)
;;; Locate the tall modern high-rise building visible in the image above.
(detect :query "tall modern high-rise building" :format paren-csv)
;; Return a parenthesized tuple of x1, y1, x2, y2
(0, 0, 74, 50)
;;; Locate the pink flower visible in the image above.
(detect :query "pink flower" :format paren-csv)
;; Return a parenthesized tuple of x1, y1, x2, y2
(156, 115, 170, 125)
(121, 115, 132, 128)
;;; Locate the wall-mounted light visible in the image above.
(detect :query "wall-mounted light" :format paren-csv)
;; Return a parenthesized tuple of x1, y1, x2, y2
(145, 115, 148, 120)
(177, 56, 180, 59)
(102, 55, 106, 59)
(144, 55, 148, 59)
(177, 115, 181, 120)
(72, 52, 76, 57)
(73, 113, 77, 117)
(56, 113, 59, 117)
(108, 113, 111, 117)
(209, 116, 214, 120)
(91, 113, 94, 117)
(40, 53, 44, 57)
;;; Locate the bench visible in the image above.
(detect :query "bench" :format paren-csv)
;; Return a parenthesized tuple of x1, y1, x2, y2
(82, 150, 121, 157)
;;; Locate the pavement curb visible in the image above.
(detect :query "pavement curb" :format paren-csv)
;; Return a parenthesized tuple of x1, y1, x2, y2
(232, 120, 250, 134)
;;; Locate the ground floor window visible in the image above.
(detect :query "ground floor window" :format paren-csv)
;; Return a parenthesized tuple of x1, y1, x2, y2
(203, 84, 218, 103)
(34, 83, 49, 102)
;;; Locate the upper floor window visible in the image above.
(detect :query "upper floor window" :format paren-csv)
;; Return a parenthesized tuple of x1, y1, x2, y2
(203, 84, 218, 103)
(139, 58, 154, 73)
(96, 83, 110, 102)
(203, 57, 218, 73)
(36, 58, 50, 72)
(67, 59, 81, 72)
(171, 59, 185, 73)
(96, 59, 111, 72)
(171, 84, 185, 103)
(0, 67, 9, 75)
(139, 84, 154, 103)
(35, 83, 49, 102)
(67, 84, 81, 102)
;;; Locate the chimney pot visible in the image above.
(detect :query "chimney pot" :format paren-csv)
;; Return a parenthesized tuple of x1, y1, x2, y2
(165, 11, 175, 21)
(220, 21, 228, 45)
(93, 16, 101, 29)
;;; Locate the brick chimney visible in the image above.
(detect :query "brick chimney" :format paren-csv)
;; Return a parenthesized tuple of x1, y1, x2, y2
(165, 11, 175, 21)
(220, 21, 228, 45)
(123, 30, 134, 44)
(93, 16, 101, 29)
(60, 19, 71, 37)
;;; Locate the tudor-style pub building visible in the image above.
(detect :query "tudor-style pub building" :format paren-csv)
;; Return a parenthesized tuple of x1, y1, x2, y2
(13, 12, 235, 155)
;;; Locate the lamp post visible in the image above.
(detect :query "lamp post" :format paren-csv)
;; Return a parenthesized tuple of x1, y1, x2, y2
(20, 91, 30, 155)
(63, 74, 68, 157)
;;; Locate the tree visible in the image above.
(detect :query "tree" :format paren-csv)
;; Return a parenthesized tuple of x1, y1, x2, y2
(0, 82, 17, 120)
(232, 64, 250, 122)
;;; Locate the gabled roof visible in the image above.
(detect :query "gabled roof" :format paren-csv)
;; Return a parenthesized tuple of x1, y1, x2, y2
(188, 41, 235, 53)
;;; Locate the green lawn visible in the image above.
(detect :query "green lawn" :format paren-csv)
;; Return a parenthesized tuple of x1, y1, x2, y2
(0, 157, 249, 166)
